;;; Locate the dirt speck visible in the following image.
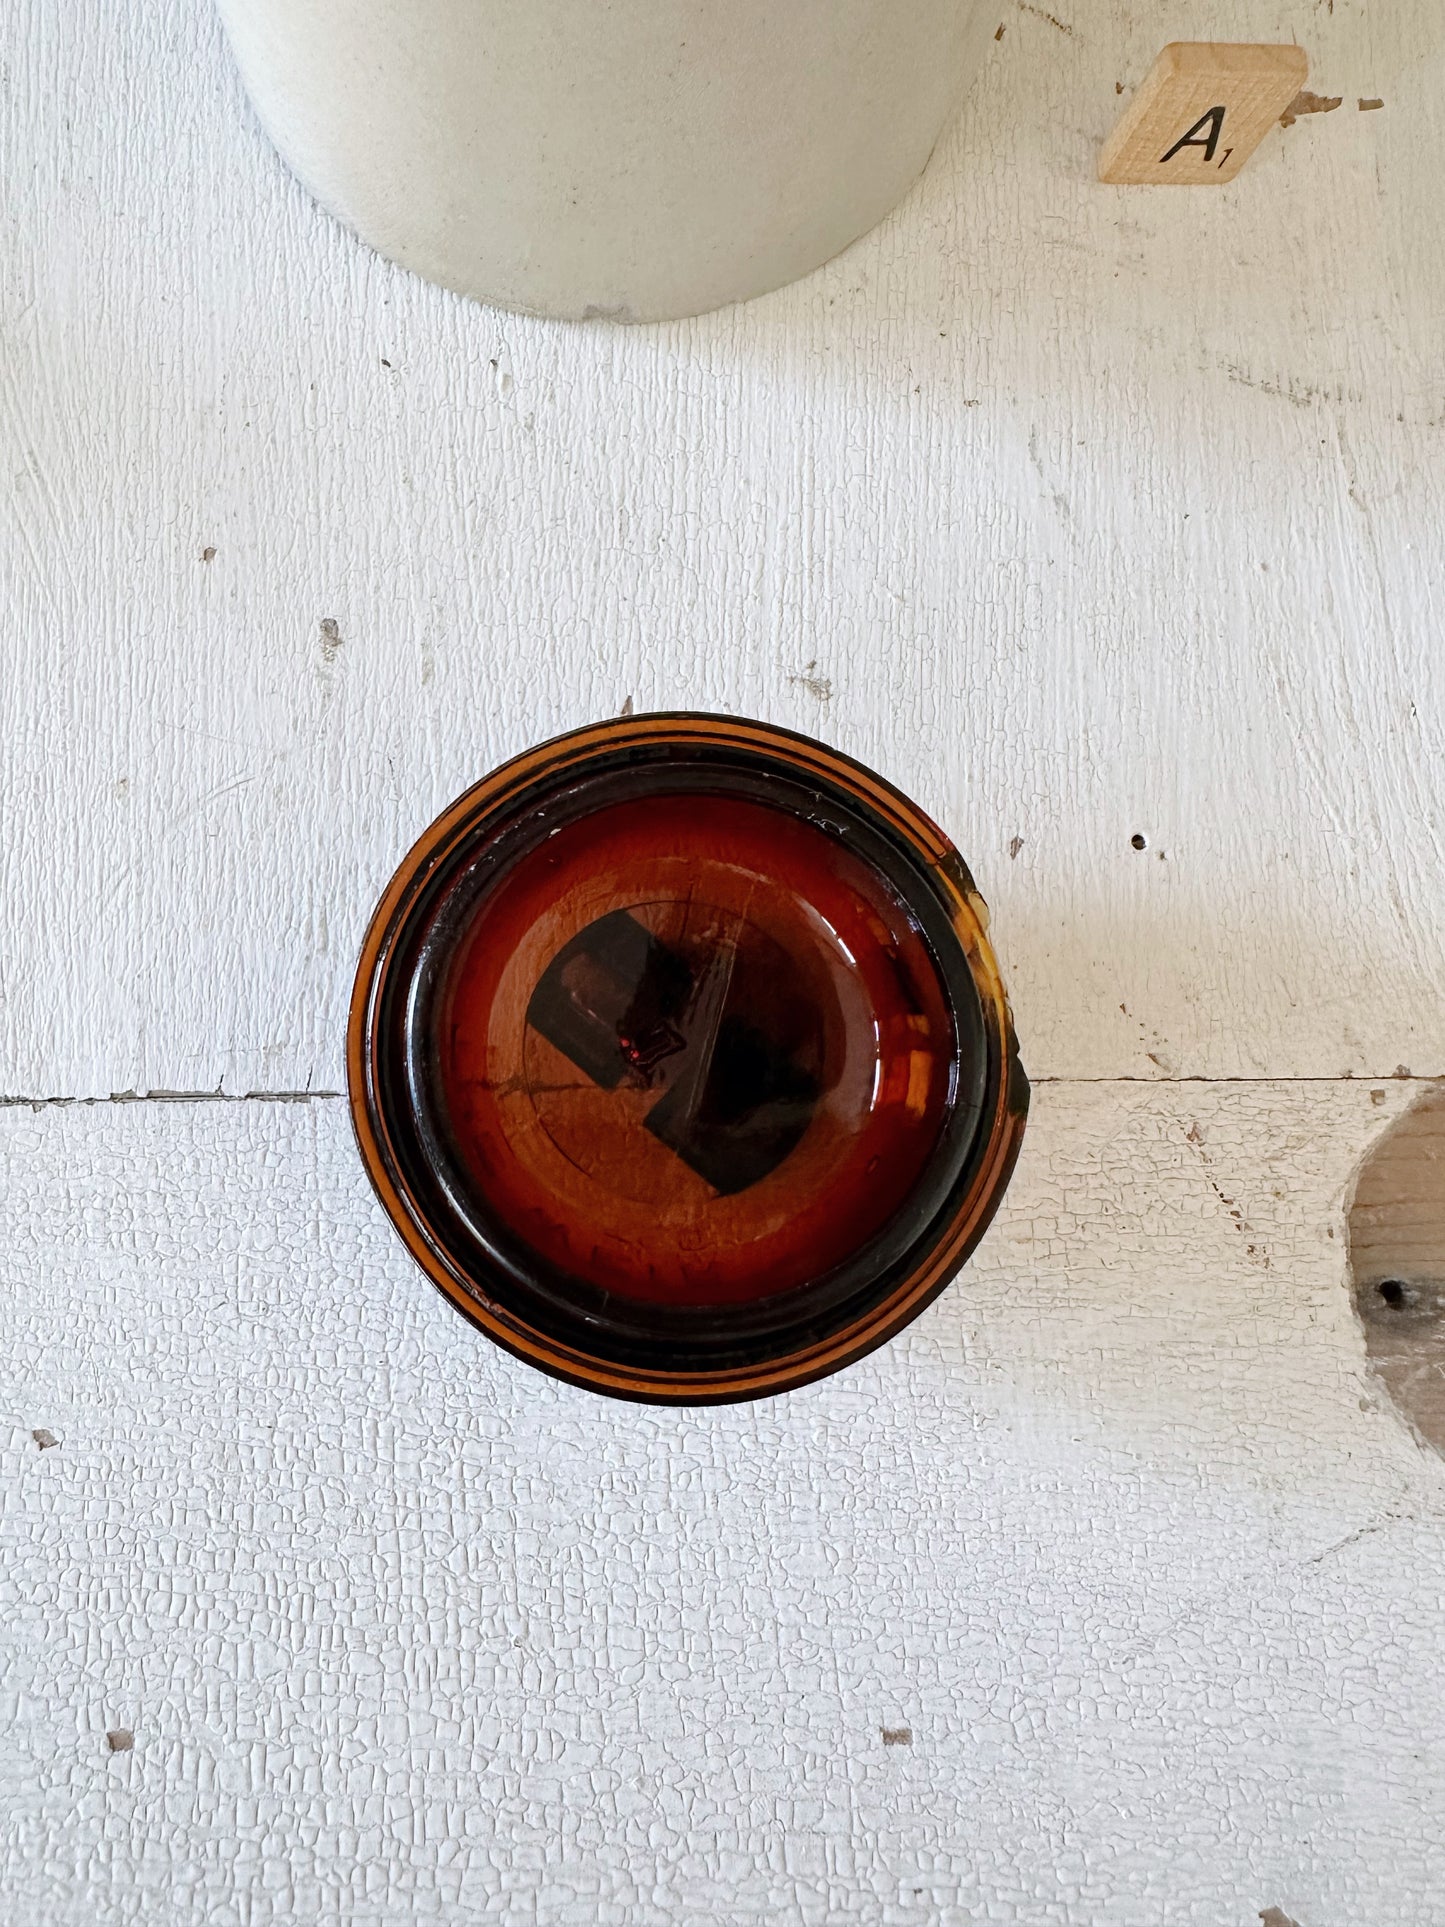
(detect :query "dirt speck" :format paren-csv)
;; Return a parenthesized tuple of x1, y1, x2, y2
(1371, 1088, 1387, 1106)
(380, 356, 393, 368)
(1259, 1910, 1301, 1927)
(881, 1726, 913, 1746)
(319, 617, 343, 663)
(1280, 90, 1342, 127)
(106, 1730, 133, 1753)
(619, 695, 635, 717)
(1008, 835, 1024, 860)
(994, 22, 1005, 38)
(200, 546, 216, 564)
(788, 660, 833, 703)
(1115, 80, 1124, 94)
(32, 1428, 59, 1449)
(1394, 1065, 1413, 1079)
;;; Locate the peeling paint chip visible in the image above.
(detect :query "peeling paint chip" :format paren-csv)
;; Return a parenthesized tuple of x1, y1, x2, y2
(106, 1730, 133, 1752)
(1258, 1910, 1301, 1927)
(1358, 97, 1383, 111)
(1280, 90, 1342, 127)
(200, 546, 216, 563)
(31, 1428, 58, 1449)
(881, 1726, 913, 1746)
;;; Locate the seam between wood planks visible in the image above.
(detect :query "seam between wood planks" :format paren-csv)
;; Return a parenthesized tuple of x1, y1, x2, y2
(0, 1090, 342, 1109)
(0, 1076, 1436, 1111)
(1031, 1075, 1436, 1086)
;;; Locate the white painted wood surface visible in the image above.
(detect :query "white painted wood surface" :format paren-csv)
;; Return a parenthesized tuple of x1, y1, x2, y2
(4, 1083, 1443, 1925)
(2, 0, 1442, 1097)
(3, 0, 1445, 1920)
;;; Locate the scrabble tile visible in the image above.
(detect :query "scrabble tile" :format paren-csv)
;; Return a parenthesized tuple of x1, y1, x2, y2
(1099, 42, 1309, 185)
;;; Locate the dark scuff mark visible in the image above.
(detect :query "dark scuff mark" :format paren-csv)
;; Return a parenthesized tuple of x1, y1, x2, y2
(1017, 2, 1073, 34)
(881, 1727, 913, 1746)
(1185, 1119, 1268, 1264)
(1008, 836, 1024, 860)
(1220, 362, 1346, 410)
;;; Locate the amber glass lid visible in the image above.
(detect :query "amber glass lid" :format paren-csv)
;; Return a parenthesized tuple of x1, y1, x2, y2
(349, 714, 1027, 1403)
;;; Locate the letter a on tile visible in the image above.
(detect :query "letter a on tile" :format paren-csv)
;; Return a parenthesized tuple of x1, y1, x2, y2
(1159, 105, 1226, 164)
(1099, 43, 1308, 185)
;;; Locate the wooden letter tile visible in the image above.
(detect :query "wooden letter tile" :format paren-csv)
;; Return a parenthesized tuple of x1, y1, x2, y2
(1099, 42, 1309, 185)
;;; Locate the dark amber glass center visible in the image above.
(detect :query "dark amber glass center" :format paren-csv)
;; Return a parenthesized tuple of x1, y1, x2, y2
(364, 736, 999, 1381)
(429, 792, 959, 1309)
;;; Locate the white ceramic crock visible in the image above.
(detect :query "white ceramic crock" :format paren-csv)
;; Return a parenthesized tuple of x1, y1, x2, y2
(217, 0, 987, 321)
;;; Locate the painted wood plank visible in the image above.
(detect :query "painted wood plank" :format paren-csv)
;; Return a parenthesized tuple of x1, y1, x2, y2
(0, 0, 1440, 1096)
(2, 1081, 1443, 1922)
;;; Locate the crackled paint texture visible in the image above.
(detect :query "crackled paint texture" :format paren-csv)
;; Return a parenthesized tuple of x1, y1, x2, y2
(4, 1089, 1445, 1925)
(2, 0, 1444, 1921)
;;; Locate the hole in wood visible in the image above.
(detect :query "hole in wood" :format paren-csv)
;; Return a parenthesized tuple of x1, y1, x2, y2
(1347, 1087, 1445, 1453)
(1131, 833, 1148, 851)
